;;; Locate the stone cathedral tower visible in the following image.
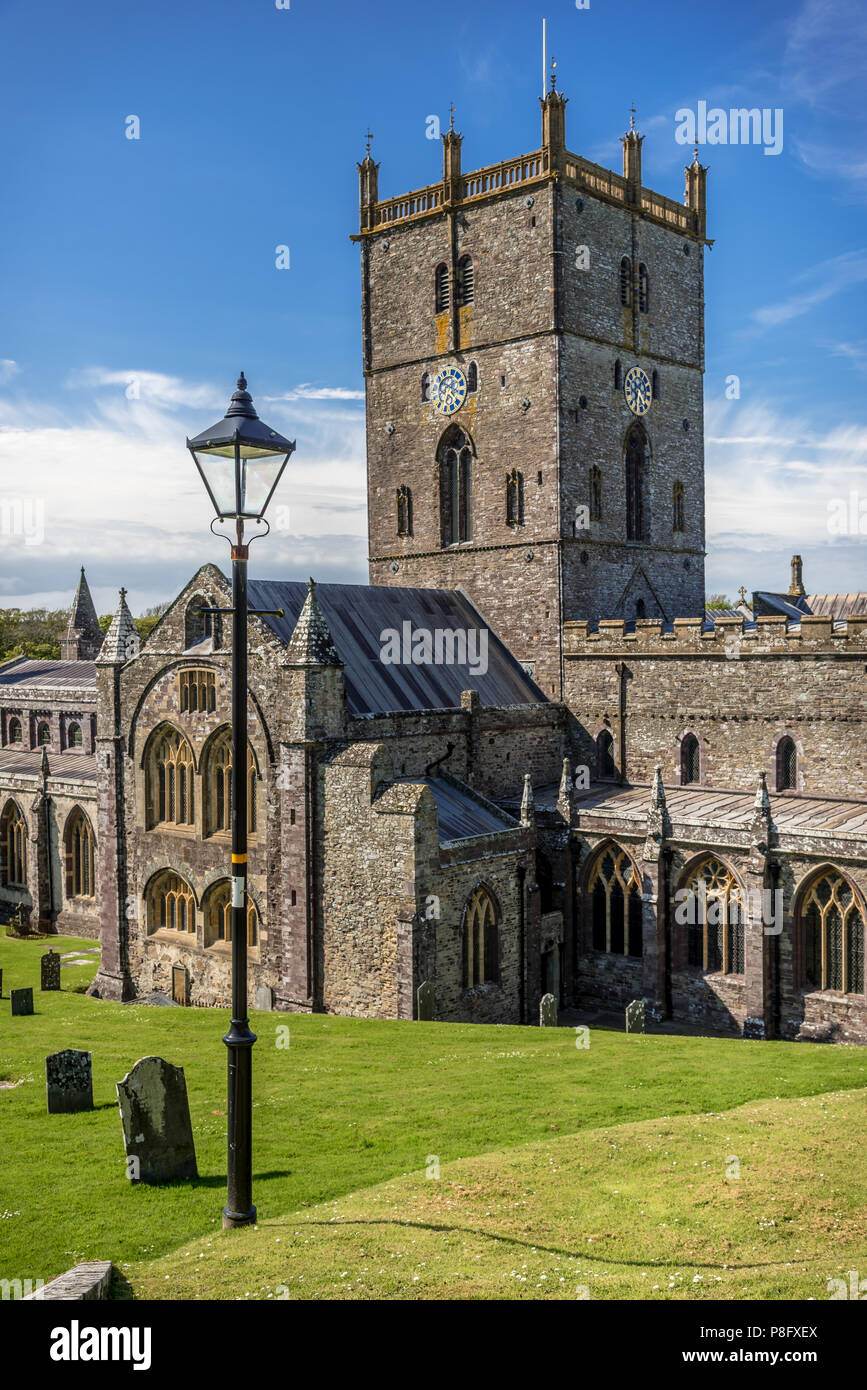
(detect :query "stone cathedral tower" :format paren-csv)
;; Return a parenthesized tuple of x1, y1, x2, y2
(355, 84, 709, 698)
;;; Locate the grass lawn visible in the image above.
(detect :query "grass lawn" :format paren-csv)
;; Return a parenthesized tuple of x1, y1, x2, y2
(1, 932, 865, 1300)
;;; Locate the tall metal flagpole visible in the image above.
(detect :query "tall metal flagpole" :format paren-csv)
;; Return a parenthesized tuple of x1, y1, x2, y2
(542, 18, 546, 100)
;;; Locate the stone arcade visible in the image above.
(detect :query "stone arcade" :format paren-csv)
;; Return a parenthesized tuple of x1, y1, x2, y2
(0, 87, 864, 1042)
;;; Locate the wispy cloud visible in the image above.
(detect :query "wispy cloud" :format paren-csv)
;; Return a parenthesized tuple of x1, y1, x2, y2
(0, 360, 20, 385)
(783, 0, 867, 108)
(265, 384, 365, 402)
(751, 249, 867, 327)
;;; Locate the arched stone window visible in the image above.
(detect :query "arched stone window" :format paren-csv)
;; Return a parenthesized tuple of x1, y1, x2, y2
(145, 726, 195, 830)
(37, 722, 50, 747)
(203, 728, 258, 837)
(635, 598, 647, 619)
(1, 801, 27, 887)
(462, 884, 499, 987)
(678, 858, 744, 976)
(396, 485, 413, 537)
(434, 262, 450, 313)
(466, 361, 478, 393)
(456, 254, 474, 306)
(596, 728, 615, 780)
(8, 718, 21, 744)
(614, 359, 623, 391)
(179, 669, 216, 714)
(439, 426, 473, 546)
(203, 879, 259, 949)
(505, 469, 524, 526)
(146, 870, 195, 937)
(681, 732, 700, 785)
(777, 736, 797, 792)
(673, 479, 685, 532)
(625, 423, 647, 541)
(638, 263, 649, 313)
(65, 807, 95, 898)
(800, 869, 864, 995)
(421, 372, 431, 403)
(68, 722, 83, 748)
(589, 465, 602, 521)
(184, 594, 222, 652)
(588, 845, 642, 956)
(619, 256, 632, 307)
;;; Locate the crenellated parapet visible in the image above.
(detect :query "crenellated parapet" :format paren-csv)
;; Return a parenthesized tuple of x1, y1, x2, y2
(564, 613, 867, 656)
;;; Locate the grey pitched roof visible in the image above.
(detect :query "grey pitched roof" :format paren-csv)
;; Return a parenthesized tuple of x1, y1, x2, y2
(0, 748, 97, 783)
(247, 579, 547, 716)
(398, 774, 519, 843)
(0, 659, 97, 690)
(753, 590, 867, 625)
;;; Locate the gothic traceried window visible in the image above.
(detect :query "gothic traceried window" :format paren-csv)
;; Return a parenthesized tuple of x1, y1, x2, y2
(8, 717, 22, 744)
(589, 846, 643, 957)
(184, 595, 221, 651)
(145, 726, 195, 830)
(435, 262, 450, 313)
(65, 807, 95, 899)
(203, 728, 258, 838)
(639, 263, 649, 313)
(681, 732, 700, 785)
(146, 870, 195, 937)
(396, 485, 413, 537)
(777, 736, 797, 792)
(505, 469, 524, 526)
(1, 800, 27, 887)
(456, 255, 474, 306)
(466, 361, 478, 392)
(179, 669, 216, 714)
(802, 869, 864, 995)
(590, 465, 602, 521)
(439, 428, 473, 546)
(620, 257, 632, 307)
(625, 423, 647, 541)
(680, 858, 744, 976)
(203, 879, 259, 949)
(462, 884, 499, 987)
(673, 480, 685, 532)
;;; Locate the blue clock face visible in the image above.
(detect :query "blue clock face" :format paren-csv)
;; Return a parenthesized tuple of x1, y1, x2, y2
(624, 366, 652, 416)
(431, 365, 467, 416)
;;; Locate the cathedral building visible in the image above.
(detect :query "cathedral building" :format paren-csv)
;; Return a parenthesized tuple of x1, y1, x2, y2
(1, 87, 865, 1043)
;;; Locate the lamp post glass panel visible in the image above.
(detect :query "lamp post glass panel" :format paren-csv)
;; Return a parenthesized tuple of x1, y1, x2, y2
(187, 373, 295, 1229)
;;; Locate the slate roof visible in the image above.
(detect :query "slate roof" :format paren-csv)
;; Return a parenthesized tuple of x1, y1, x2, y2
(572, 782, 867, 839)
(753, 591, 867, 625)
(0, 748, 97, 783)
(402, 775, 520, 844)
(248, 579, 547, 716)
(0, 659, 97, 690)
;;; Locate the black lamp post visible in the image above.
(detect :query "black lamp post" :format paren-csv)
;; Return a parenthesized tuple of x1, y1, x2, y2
(187, 372, 295, 1229)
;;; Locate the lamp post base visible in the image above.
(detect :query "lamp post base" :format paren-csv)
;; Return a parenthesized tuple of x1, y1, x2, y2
(222, 1204, 257, 1230)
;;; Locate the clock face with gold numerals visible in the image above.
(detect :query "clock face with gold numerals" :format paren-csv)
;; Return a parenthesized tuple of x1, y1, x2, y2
(431, 365, 467, 416)
(624, 366, 652, 416)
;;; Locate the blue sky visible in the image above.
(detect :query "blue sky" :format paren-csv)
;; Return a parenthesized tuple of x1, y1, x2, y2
(0, 0, 865, 614)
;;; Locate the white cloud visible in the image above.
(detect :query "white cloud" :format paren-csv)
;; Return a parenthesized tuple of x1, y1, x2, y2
(0, 360, 20, 385)
(265, 384, 365, 403)
(783, 0, 867, 108)
(751, 249, 867, 327)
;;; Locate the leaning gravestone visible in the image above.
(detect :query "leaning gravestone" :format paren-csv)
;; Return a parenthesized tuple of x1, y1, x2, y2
(41, 950, 61, 992)
(625, 998, 646, 1034)
(417, 980, 435, 1021)
(11, 987, 33, 1016)
(116, 1056, 198, 1184)
(46, 1049, 93, 1114)
(540, 992, 558, 1027)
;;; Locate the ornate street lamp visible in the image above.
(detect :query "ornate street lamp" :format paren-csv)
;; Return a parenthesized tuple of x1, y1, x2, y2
(187, 372, 295, 1229)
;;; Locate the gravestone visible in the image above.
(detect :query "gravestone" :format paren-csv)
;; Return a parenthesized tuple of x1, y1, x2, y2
(116, 1056, 198, 1184)
(41, 950, 61, 991)
(539, 992, 558, 1027)
(254, 984, 274, 1012)
(625, 999, 646, 1034)
(416, 980, 435, 1021)
(46, 1049, 93, 1114)
(11, 987, 33, 1016)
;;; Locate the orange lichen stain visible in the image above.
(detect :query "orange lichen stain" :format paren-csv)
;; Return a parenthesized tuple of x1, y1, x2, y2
(458, 305, 473, 345)
(435, 312, 450, 355)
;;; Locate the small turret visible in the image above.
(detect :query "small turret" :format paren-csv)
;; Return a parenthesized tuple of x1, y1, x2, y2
(96, 589, 140, 666)
(520, 772, 536, 828)
(540, 60, 567, 174)
(442, 103, 463, 203)
(684, 143, 708, 240)
(358, 129, 380, 232)
(788, 554, 806, 598)
(60, 568, 104, 662)
(621, 105, 643, 204)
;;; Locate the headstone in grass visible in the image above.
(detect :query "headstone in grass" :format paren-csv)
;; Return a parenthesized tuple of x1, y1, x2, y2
(539, 992, 558, 1027)
(417, 980, 435, 1021)
(254, 984, 274, 1011)
(625, 998, 646, 1033)
(46, 1049, 93, 1114)
(41, 950, 61, 992)
(116, 1056, 198, 1184)
(11, 987, 34, 1016)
